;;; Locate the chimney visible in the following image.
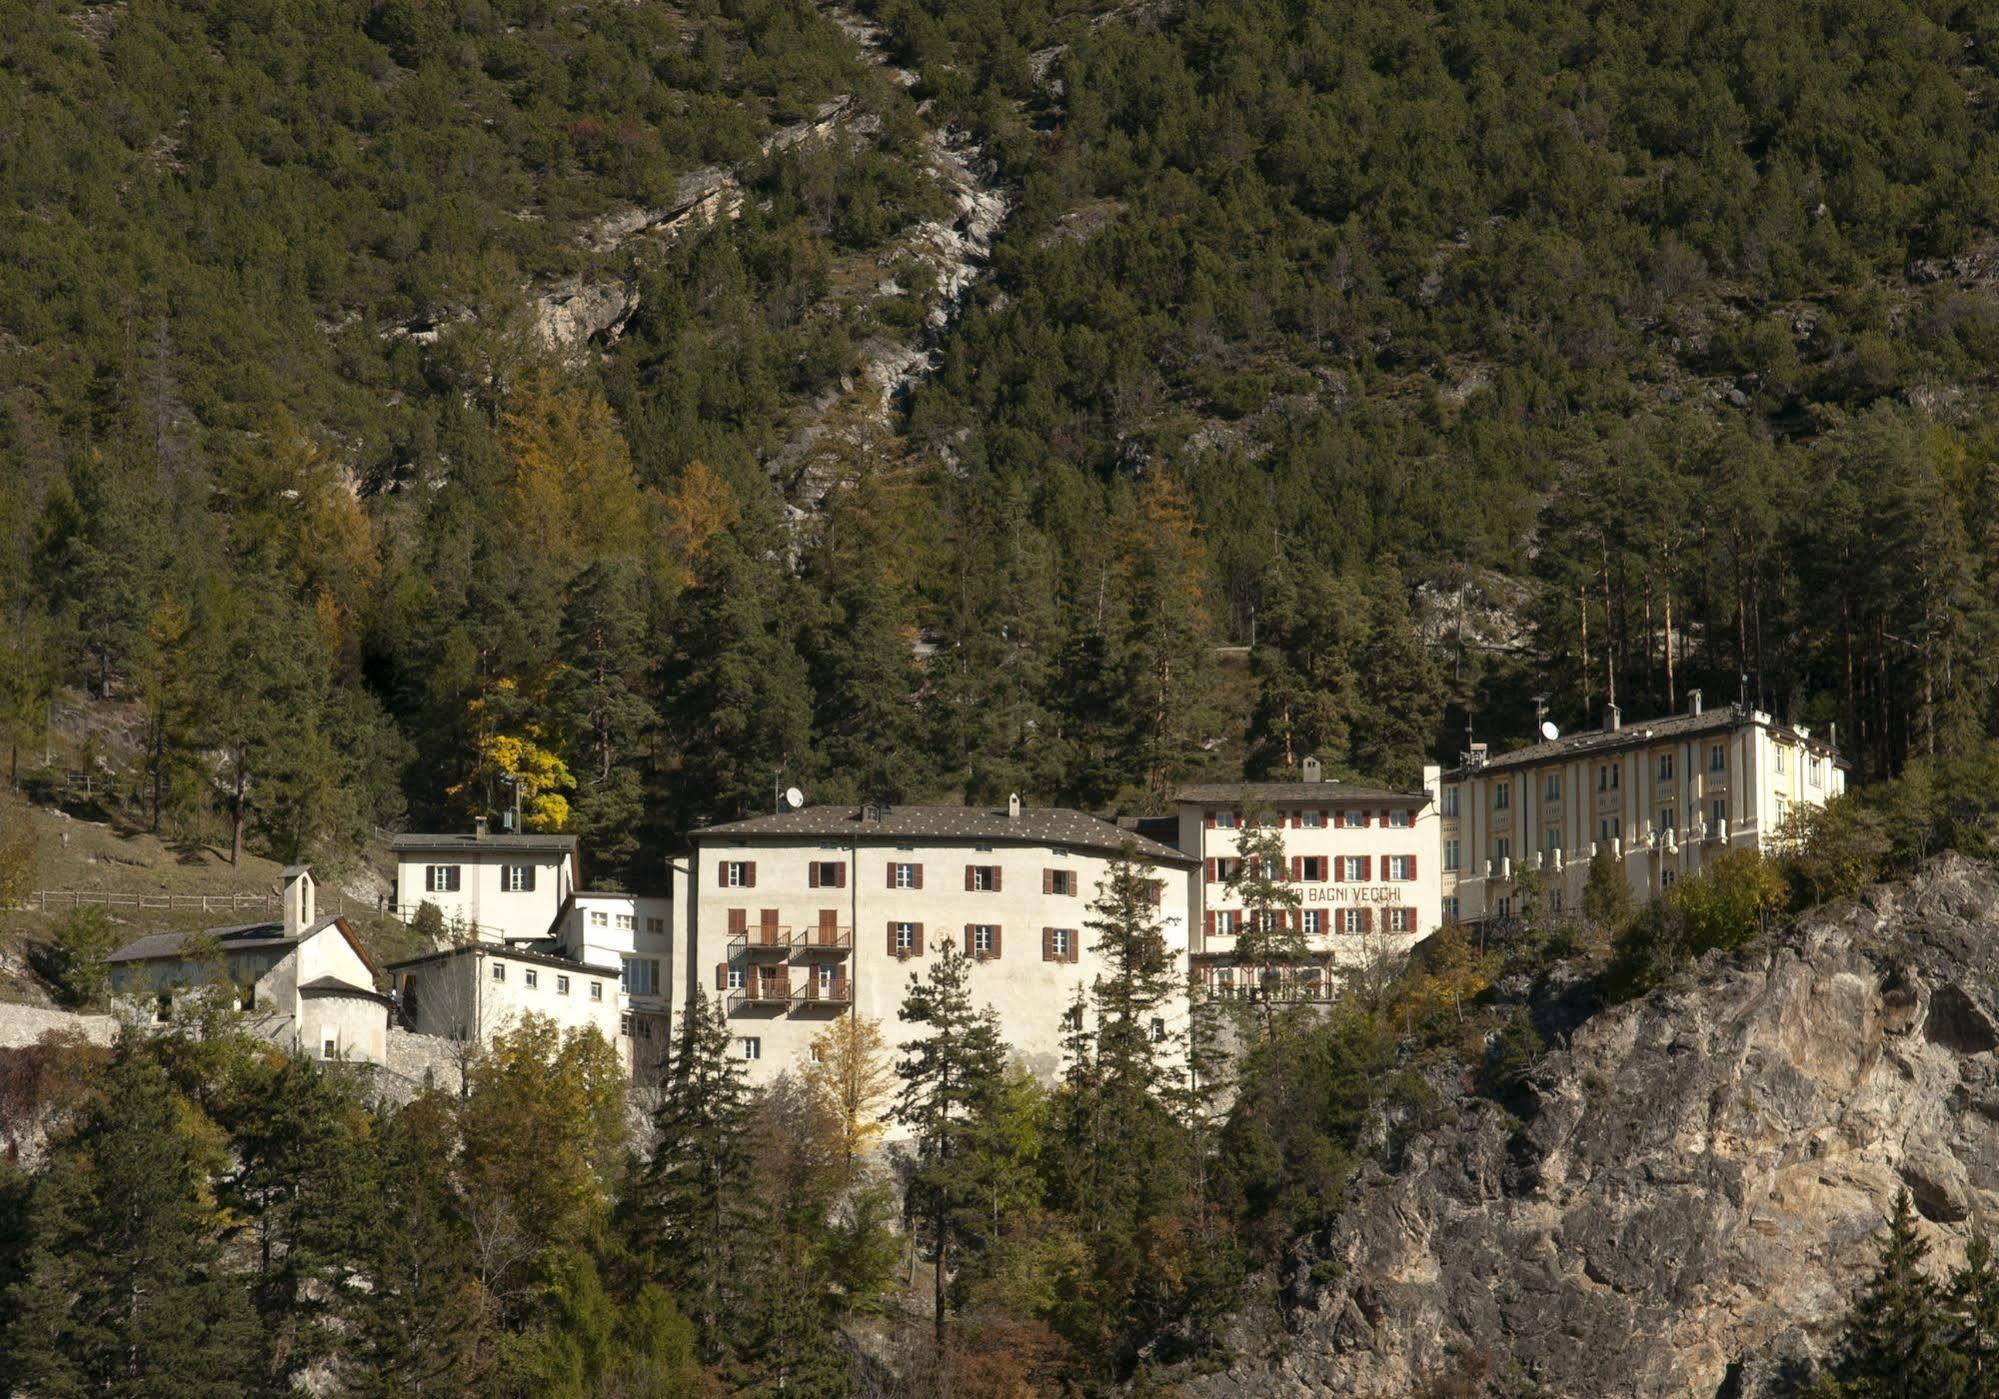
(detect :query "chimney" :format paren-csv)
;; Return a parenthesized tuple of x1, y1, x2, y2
(1301, 756, 1323, 783)
(1603, 703, 1621, 733)
(1007, 793, 1022, 821)
(281, 866, 315, 937)
(473, 816, 489, 839)
(1688, 688, 1703, 716)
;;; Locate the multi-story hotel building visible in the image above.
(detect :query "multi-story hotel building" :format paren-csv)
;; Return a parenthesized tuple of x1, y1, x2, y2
(1439, 693, 1847, 921)
(667, 798, 1195, 1085)
(1177, 758, 1444, 1000)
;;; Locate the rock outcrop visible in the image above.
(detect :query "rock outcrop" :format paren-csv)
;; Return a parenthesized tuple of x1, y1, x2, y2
(1189, 853, 1999, 1398)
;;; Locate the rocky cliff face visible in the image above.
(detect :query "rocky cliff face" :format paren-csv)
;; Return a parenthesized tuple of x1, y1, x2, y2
(1190, 854, 1999, 1398)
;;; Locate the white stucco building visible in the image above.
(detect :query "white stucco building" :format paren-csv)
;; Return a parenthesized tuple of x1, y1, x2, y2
(386, 942, 623, 1052)
(550, 889, 674, 1069)
(1440, 693, 1848, 921)
(388, 822, 578, 944)
(668, 799, 1196, 1087)
(1178, 759, 1444, 1001)
(106, 867, 392, 1065)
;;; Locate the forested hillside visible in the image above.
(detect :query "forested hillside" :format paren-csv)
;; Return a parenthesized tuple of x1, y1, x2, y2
(1, 0, 1997, 886)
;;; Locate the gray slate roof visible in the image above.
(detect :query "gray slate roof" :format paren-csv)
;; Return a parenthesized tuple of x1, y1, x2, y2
(1176, 781, 1427, 805)
(695, 805, 1195, 867)
(106, 915, 346, 965)
(298, 975, 393, 1005)
(1453, 708, 1844, 776)
(385, 943, 621, 976)
(389, 832, 578, 854)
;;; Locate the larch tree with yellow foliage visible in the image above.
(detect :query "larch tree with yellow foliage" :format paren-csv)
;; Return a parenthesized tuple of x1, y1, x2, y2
(802, 1014, 896, 1189)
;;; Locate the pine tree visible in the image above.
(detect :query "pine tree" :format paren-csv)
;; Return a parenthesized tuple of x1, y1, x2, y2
(549, 560, 659, 880)
(1946, 1233, 1999, 1397)
(1833, 1190, 1949, 1397)
(1226, 818, 1305, 1038)
(1, 1045, 260, 1397)
(894, 935, 1009, 1360)
(636, 989, 758, 1360)
(132, 592, 201, 834)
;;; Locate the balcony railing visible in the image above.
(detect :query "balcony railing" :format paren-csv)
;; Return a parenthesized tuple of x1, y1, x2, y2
(729, 925, 792, 957)
(730, 978, 793, 1011)
(792, 925, 854, 956)
(794, 979, 853, 1007)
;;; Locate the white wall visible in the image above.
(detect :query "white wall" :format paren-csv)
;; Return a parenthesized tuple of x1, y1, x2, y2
(671, 836, 1193, 1088)
(394, 947, 622, 1052)
(393, 849, 575, 943)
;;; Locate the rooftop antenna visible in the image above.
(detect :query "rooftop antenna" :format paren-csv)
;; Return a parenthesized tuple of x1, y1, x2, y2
(784, 786, 804, 811)
(1532, 694, 1548, 735)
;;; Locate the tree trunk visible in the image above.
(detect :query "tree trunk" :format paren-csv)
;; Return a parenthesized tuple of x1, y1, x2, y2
(231, 747, 247, 866)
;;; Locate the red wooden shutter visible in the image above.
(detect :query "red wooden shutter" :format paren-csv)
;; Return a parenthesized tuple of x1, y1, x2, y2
(1319, 808, 1329, 828)
(1290, 855, 1302, 881)
(744, 861, 756, 888)
(1043, 869, 1053, 895)
(1205, 858, 1216, 883)
(913, 864, 923, 889)
(1289, 810, 1300, 829)
(1291, 908, 1302, 931)
(1068, 932, 1080, 964)
(1042, 927, 1055, 961)
(1334, 859, 1345, 883)
(1204, 910, 1215, 938)
(728, 908, 747, 934)
(888, 862, 898, 888)
(1359, 909, 1373, 933)
(716, 863, 727, 888)
(1361, 856, 1373, 881)
(887, 923, 898, 955)
(992, 866, 1002, 893)
(1233, 809, 1244, 827)
(965, 922, 976, 954)
(837, 862, 848, 888)
(1407, 854, 1418, 880)
(991, 926, 1003, 958)
(913, 924, 925, 955)
(715, 963, 727, 990)
(809, 863, 820, 889)
(965, 865, 975, 891)
(1205, 810, 1216, 829)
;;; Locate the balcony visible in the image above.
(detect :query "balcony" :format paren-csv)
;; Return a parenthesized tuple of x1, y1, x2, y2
(730, 977, 792, 1012)
(729, 925, 792, 958)
(793, 978, 853, 1010)
(792, 925, 854, 957)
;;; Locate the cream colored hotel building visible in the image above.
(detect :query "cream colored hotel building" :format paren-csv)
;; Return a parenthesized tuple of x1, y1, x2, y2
(1439, 692, 1846, 921)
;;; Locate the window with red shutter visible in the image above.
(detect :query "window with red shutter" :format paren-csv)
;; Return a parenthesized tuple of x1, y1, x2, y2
(913, 923, 925, 955)
(728, 908, 747, 934)
(1408, 854, 1419, 880)
(1360, 856, 1373, 881)
(965, 865, 975, 892)
(1359, 909, 1373, 933)
(1204, 910, 1215, 938)
(744, 861, 756, 887)
(809, 863, 821, 889)
(714, 963, 727, 990)
(887, 862, 898, 888)
(1290, 856, 1302, 881)
(1042, 927, 1055, 961)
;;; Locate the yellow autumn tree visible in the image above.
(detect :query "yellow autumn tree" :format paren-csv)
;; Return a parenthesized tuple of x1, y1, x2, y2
(656, 459, 737, 592)
(501, 370, 646, 573)
(802, 1012, 896, 1187)
(448, 680, 576, 831)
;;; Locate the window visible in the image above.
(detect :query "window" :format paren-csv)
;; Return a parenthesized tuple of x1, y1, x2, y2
(1659, 807, 1676, 832)
(1443, 840, 1460, 872)
(1303, 909, 1325, 934)
(323, 1039, 337, 1059)
(1212, 857, 1243, 883)
(616, 913, 635, 931)
(646, 917, 665, 935)
(1808, 755, 1825, 786)
(1657, 753, 1674, 781)
(1336, 809, 1368, 828)
(1150, 1018, 1166, 1043)
(1710, 744, 1726, 773)
(1386, 855, 1414, 881)
(1299, 856, 1327, 882)
(727, 965, 744, 990)
(1387, 808, 1412, 828)
(1776, 745, 1788, 774)
(590, 910, 608, 927)
(623, 958, 659, 996)
(1599, 763, 1620, 791)
(967, 865, 1001, 891)
(1775, 796, 1791, 826)
(1214, 910, 1241, 935)
(621, 1014, 633, 1036)
(1387, 907, 1415, 933)
(1545, 773, 1562, 800)
(1048, 928, 1074, 960)
(1543, 827, 1560, 854)
(524, 968, 538, 989)
(1443, 786, 1461, 817)
(740, 1037, 761, 1062)
(724, 861, 754, 888)
(1661, 868, 1677, 890)
(1338, 855, 1366, 881)
(1711, 799, 1727, 830)
(425, 864, 461, 893)
(504, 864, 536, 893)
(589, 982, 603, 1002)
(1299, 808, 1324, 828)
(1494, 837, 1511, 863)
(1062, 1004, 1083, 1031)
(1442, 896, 1460, 921)
(894, 922, 918, 954)
(817, 964, 835, 992)
(556, 975, 570, 996)
(808, 860, 846, 889)
(1044, 868, 1077, 896)
(1494, 783, 1511, 811)
(1496, 896, 1513, 918)
(1550, 889, 1563, 912)
(1212, 809, 1238, 828)
(1336, 908, 1364, 933)
(491, 963, 505, 982)
(971, 924, 997, 956)
(1599, 818, 1620, 843)
(893, 862, 920, 889)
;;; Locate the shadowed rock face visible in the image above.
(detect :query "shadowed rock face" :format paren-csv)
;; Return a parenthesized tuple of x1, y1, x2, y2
(1188, 854, 1999, 1398)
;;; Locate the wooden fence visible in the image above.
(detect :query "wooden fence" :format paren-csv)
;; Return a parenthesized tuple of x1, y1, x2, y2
(23, 889, 350, 917)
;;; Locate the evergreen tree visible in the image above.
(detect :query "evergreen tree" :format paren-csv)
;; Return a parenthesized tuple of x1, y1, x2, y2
(1946, 1233, 1999, 1397)
(894, 935, 1010, 1358)
(1225, 818, 1305, 1037)
(1832, 1190, 1949, 1397)
(549, 560, 659, 881)
(636, 989, 758, 1360)
(1, 1045, 259, 1397)
(1582, 842, 1634, 935)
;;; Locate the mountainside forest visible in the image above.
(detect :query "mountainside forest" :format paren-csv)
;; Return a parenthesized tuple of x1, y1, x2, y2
(2, 0, 1998, 887)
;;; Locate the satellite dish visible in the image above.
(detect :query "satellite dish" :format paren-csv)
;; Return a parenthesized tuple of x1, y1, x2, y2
(784, 787, 805, 810)
(1540, 720, 1560, 742)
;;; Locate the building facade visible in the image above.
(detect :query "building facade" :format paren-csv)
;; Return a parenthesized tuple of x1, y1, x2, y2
(1440, 694, 1847, 921)
(552, 890, 675, 1069)
(668, 800, 1196, 1087)
(388, 824, 579, 944)
(387, 942, 623, 1051)
(107, 867, 392, 1065)
(1178, 763, 1444, 1001)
